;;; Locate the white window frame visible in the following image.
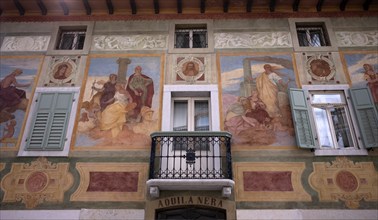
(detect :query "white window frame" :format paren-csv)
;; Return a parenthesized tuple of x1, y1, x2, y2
(162, 84, 220, 131)
(18, 87, 80, 157)
(302, 85, 368, 156)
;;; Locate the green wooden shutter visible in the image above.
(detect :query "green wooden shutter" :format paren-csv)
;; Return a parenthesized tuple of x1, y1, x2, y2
(349, 87, 378, 148)
(289, 88, 317, 149)
(26, 92, 74, 151)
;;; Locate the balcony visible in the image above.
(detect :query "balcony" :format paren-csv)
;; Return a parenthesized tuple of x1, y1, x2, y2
(147, 131, 234, 198)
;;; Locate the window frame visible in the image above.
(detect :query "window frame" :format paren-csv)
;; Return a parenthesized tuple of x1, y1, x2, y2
(18, 87, 80, 157)
(56, 30, 86, 50)
(168, 20, 214, 54)
(288, 18, 338, 52)
(290, 85, 376, 156)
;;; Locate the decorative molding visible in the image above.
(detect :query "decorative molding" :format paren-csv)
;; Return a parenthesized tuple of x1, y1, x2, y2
(45, 56, 80, 86)
(336, 31, 378, 47)
(0, 163, 5, 172)
(234, 162, 311, 202)
(1, 157, 73, 209)
(0, 36, 50, 51)
(309, 157, 378, 209)
(214, 32, 292, 48)
(92, 35, 167, 51)
(175, 56, 206, 83)
(70, 163, 147, 202)
(305, 53, 336, 82)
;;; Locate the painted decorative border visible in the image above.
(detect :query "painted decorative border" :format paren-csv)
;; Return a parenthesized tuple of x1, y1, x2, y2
(92, 35, 167, 51)
(234, 162, 311, 202)
(214, 32, 292, 48)
(0, 36, 50, 52)
(70, 163, 148, 202)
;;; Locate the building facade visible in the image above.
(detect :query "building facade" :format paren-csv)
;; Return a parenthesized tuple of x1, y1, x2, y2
(0, 1, 378, 219)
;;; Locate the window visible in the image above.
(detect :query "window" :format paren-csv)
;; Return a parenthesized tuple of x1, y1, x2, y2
(310, 91, 356, 149)
(175, 24, 207, 49)
(18, 87, 80, 157)
(172, 97, 210, 151)
(289, 86, 378, 155)
(56, 29, 86, 50)
(296, 24, 330, 47)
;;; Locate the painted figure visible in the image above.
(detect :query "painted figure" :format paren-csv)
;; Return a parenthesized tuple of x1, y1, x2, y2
(92, 74, 118, 111)
(183, 61, 199, 76)
(126, 66, 154, 121)
(53, 63, 70, 80)
(0, 69, 31, 112)
(363, 63, 378, 104)
(256, 64, 288, 118)
(1, 119, 16, 141)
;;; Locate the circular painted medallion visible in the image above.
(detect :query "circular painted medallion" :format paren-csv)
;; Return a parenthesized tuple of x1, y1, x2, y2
(25, 171, 49, 193)
(336, 170, 358, 192)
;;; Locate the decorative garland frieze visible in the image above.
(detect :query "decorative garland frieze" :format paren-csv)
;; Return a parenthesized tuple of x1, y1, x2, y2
(336, 31, 378, 47)
(214, 32, 292, 48)
(0, 36, 50, 52)
(92, 35, 167, 51)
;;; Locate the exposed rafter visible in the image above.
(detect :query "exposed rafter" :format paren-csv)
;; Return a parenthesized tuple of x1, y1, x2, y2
(200, 0, 206, 14)
(106, 0, 114, 14)
(269, 0, 276, 12)
(293, 0, 300, 12)
(246, 0, 253, 13)
(153, 0, 159, 14)
(0, 8, 2, 16)
(13, 0, 25, 16)
(177, 0, 182, 14)
(340, 0, 349, 11)
(363, 0, 372, 11)
(316, 0, 324, 12)
(223, 0, 229, 13)
(82, 0, 91, 15)
(37, 0, 47, 15)
(59, 0, 69, 15)
(130, 0, 137, 14)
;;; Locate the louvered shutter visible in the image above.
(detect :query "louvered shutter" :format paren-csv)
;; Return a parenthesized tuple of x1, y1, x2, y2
(289, 88, 317, 149)
(349, 87, 378, 148)
(26, 92, 74, 151)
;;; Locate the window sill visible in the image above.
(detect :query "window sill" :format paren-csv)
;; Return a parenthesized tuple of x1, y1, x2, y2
(314, 148, 368, 156)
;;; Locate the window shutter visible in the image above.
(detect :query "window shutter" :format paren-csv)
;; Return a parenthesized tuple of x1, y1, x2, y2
(349, 87, 378, 148)
(289, 88, 317, 149)
(26, 92, 74, 151)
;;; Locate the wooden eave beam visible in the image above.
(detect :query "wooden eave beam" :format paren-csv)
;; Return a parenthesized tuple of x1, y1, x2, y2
(82, 0, 91, 15)
(13, 0, 25, 16)
(37, 0, 47, 15)
(0, 8, 2, 16)
(363, 0, 372, 11)
(246, 0, 253, 13)
(59, 0, 69, 15)
(316, 0, 324, 12)
(200, 0, 206, 13)
(177, 0, 182, 14)
(153, 0, 159, 14)
(223, 0, 229, 13)
(106, 0, 114, 14)
(269, 0, 276, 12)
(293, 0, 300, 12)
(130, 0, 137, 14)
(340, 0, 348, 11)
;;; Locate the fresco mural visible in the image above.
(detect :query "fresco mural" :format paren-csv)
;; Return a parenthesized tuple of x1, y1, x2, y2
(0, 56, 41, 148)
(74, 55, 162, 149)
(220, 54, 297, 147)
(343, 52, 378, 109)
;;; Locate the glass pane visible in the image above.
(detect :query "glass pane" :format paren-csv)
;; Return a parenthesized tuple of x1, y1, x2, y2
(173, 101, 188, 131)
(76, 34, 86, 49)
(297, 31, 309, 46)
(59, 33, 75, 49)
(314, 107, 334, 148)
(192, 31, 207, 48)
(312, 94, 343, 104)
(330, 107, 354, 148)
(175, 31, 190, 48)
(194, 100, 209, 131)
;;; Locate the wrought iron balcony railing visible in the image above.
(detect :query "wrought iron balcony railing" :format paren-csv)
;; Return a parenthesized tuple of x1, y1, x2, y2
(149, 131, 232, 180)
